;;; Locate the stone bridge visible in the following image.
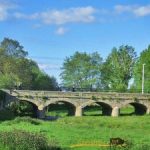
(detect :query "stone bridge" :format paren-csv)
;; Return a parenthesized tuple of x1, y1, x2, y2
(0, 89, 150, 118)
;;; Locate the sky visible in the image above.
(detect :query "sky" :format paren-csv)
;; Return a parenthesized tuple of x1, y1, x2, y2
(0, 0, 150, 83)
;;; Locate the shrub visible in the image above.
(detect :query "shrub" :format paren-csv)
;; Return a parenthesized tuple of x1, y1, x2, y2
(2, 117, 41, 126)
(13, 117, 41, 125)
(0, 129, 62, 150)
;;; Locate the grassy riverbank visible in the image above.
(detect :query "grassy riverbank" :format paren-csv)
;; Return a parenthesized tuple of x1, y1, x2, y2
(0, 115, 150, 149)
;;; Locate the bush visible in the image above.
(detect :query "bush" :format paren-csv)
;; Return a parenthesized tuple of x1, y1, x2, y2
(12, 117, 41, 125)
(0, 129, 62, 150)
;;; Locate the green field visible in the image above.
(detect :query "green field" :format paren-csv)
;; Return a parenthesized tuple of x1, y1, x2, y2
(0, 114, 150, 150)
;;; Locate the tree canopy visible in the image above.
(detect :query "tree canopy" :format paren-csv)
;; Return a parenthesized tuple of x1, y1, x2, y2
(60, 46, 137, 92)
(101, 45, 137, 91)
(1, 38, 28, 58)
(60, 51, 103, 90)
(0, 38, 58, 90)
(132, 45, 150, 93)
(1, 37, 150, 93)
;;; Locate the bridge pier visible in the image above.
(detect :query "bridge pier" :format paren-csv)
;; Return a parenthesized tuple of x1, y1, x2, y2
(37, 105, 45, 119)
(75, 106, 82, 117)
(111, 106, 120, 117)
(146, 108, 150, 114)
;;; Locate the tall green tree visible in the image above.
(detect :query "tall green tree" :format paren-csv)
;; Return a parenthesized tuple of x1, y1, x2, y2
(32, 71, 59, 90)
(0, 38, 28, 58)
(60, 51, 103, 90)
(0, 38, 30, 89)
(0, 37, 58, 90)
(0, 37, 59, 117)
(133, 45, 150, 93)
(101, 45, 137, 91)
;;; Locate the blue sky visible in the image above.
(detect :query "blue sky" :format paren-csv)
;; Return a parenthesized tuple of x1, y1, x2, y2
(0, 0, 150, 83)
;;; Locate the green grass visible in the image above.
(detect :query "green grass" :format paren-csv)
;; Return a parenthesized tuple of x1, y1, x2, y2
(83, 106, 102, 116)
(120, 106, 135, 115)
(0, 115, 150, 150)
(45, 104, 72, 117)
(0, 106, 149, 149)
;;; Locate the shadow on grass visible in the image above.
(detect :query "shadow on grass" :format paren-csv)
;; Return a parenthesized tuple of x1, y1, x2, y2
(0, 109, 15, 121)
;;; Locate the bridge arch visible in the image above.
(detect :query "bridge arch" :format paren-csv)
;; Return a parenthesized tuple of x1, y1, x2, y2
(9, 99, 39, 118)
(82, 101, 112, 116)
(18, 98, 39, 108)
(120, 102, 148, 115)
(45, 99, 77, 108)
(45, 100, 76, 117)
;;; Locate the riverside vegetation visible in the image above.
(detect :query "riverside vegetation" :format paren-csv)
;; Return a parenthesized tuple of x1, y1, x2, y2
(1, 38, 150, 149)
(0, 108, 150, 150)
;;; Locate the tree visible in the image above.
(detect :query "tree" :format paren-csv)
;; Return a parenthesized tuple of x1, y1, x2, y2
(0, 38, 28, 58)
(0, 38, 30, 89)
(0, 73, 18, 89)
(133, 45, 150, 93)
(0, 37, 59, 90)
(32, 71, 59, 91)
(60, 51, 103, 90)
(101, 45, 137, 91)
(0, 37, 59, 117)
(13, 58, 35, 89)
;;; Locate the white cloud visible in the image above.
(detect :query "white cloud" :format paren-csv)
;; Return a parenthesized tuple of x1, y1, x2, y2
(1, 2, 150, 24)
(114, 5, 150, 17)
(14, 12, 39, 19)
(115, 5, 131, 14)
(38, 63, 60, 70)
(133, 5, 150, 17)
(40, 6, 96, 25)
(0, 1, 15, 21)
(13, 6, 96, 25)
(0, 4, 7, 20)
(55, 27, 67, 35)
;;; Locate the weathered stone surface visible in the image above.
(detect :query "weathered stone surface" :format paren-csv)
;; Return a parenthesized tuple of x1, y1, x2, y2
(75, 106, 82, 117)
(112, 107, 120, 117)
(1, 90, 150, 118)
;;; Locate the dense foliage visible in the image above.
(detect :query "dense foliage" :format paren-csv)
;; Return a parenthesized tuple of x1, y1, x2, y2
(133, 45, 150, 93)
(60, 52, 103, 90)
(0, 129, 61, 150)
(0, 38, 58, 90)
(101, 45, 137, 91)
(61, 46, 138, 92)
(60, 45, 150, 92)
(0, 37, 150, 93)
